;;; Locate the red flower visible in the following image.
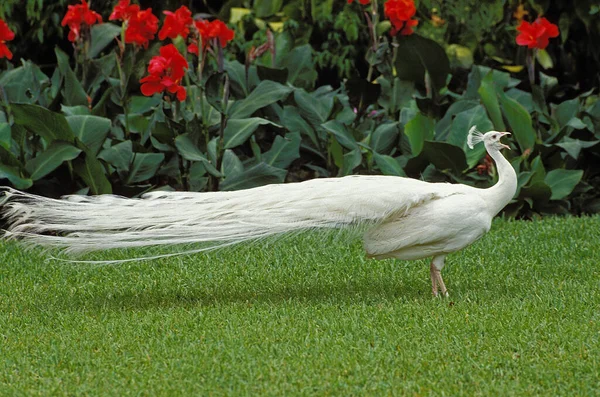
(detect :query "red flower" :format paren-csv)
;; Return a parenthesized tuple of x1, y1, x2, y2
(0, 18, 15, 60)
(126, 9, 158, 48)
(110, 1, 158, 48)
(140, 44, 188, 101)
(158, 6, 193, 40)
(109, 0, 138, 21)
(61, 0, 102, 42)
(516, 17, 559, 50)
(188, 19, 235, 55)
(384, 0, 418, 36)
(206, 20, 235, 48)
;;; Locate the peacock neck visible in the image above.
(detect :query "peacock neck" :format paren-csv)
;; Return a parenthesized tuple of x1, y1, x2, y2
(481, 145, 518, 216)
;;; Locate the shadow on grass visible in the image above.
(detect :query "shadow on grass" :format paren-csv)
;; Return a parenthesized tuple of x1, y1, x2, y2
(62, 274, 431, 312)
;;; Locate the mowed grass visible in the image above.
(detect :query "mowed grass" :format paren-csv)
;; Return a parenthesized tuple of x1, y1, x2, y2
(1, 216, 599, 396)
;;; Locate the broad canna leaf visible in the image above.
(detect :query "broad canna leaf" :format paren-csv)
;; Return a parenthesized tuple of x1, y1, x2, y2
(98, 141, 133, 173)
(25, 141, 82, 181)
(321, 120, 357, 150)
(0, 122, 10, 150)
(394, 34, 451, 93)
(294, 89, 333, 126)
(370, 122, 399, 154)
(0, 164, 33, 190)
(220, 162, 286, 191)
(263, 132, 301, 169)
(175, 133, 221, 177)
(221, 150, 244, 177)
(88, 23, 122, 59)
(421, 141, 468, 174)
(478, 72, 506, 131)
(341, 149, 361, 176)
(223, 118, 281, 149)
(373, 152, 406, 176)
(55, 47, 88, 106)
(499, 92, 536, 152)
(73, 155, 112, 194)
(12, 104, 75, 144)
(281, 45, 318, 88)
(404, 113, 434, 157)
(545, 169, 584, 200)
(229, 80, 293, 119)
(125, 153, 165, 184)
(66, 115, 111, 156)
(448, 105, 493, 168)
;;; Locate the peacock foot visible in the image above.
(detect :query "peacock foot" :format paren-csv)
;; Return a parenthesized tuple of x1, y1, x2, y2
(430, 261, 449, 298)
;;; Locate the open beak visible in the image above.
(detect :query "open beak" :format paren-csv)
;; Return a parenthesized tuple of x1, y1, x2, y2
(500, 132, 511, 150)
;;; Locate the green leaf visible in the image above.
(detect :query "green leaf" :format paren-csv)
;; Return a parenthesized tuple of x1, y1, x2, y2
(281, 45, 317, 88)
(61, 105, 91, 116)
(377, 77, 414, 115)
(535, 49, 553, 70)
(24, 141, 82, 181)
(220, 162, 287, 191)
(555, 98, 580, 128)
(224, 60, 248, 97)
(373, 153, 406, 176)
(98, 141, 133, 172)
(370, 122, 399, 153)
(478, 72, 506, 131)
(0, 122, 11, 150)
(254, 0, 283, 17)
(346, 78, 382, 111)
(73, 155, 112, 195)
(404, 113, 434, 156)
(12, 104, 75, 143)
(125, 153, 165, 184)
(294, 89, 333, 126)
(0, 61, 47, 104)
(257, 66, 289, 85)
(88, 23, 122, 59)
(221, 150, 243, 177)
(394, 34, 451, 92)
(448, 105, 493, 168)
(280, 106, 319, 147)
(263, 132, 301, 169)
(129, 95, 162, 114)
(435, 100, 479, 140)
(421, 141, 468, 174)
(321, 120, 357, 150)
(174, 134, 221, 177)
(341, 149, 361, 176)
(205, 72, 228, 114)
(229, 80, 293, 119)
(223, 118, 281, 149)
(521, 155, 551, 204)
(66, 115, 111, 155)
(545, 169, 583, 200)
(55, 47, 88, 106)
(0, 164, 33, 189)
(499, 92, 536, 152)
(555, 138, 599, 159)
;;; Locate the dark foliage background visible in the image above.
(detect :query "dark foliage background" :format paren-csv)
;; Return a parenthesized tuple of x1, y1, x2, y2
(0, 0, 598, 218)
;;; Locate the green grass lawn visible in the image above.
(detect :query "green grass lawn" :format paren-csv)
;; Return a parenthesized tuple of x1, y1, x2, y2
(1, 216, 599, 396)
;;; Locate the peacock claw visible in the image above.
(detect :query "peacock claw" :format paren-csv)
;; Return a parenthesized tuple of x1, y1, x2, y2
(430, 261, 449, 298)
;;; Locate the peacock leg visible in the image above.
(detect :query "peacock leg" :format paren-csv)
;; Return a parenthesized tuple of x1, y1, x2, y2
(430, 255, 449, 297)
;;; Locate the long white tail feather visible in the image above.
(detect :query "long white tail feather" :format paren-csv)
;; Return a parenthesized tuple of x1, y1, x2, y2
(1, 175, 461, 260)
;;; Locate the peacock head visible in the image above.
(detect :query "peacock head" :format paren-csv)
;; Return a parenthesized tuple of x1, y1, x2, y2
(467, 127, 511, 151)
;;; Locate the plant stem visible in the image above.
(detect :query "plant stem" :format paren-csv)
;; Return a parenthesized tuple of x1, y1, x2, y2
(527, 49, 536, 87)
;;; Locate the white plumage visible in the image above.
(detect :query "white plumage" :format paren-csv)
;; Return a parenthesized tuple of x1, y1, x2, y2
(1, 127, 517, 296)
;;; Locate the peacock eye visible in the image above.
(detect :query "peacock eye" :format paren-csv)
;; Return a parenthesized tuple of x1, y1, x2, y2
(492, 134, 497, 139)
